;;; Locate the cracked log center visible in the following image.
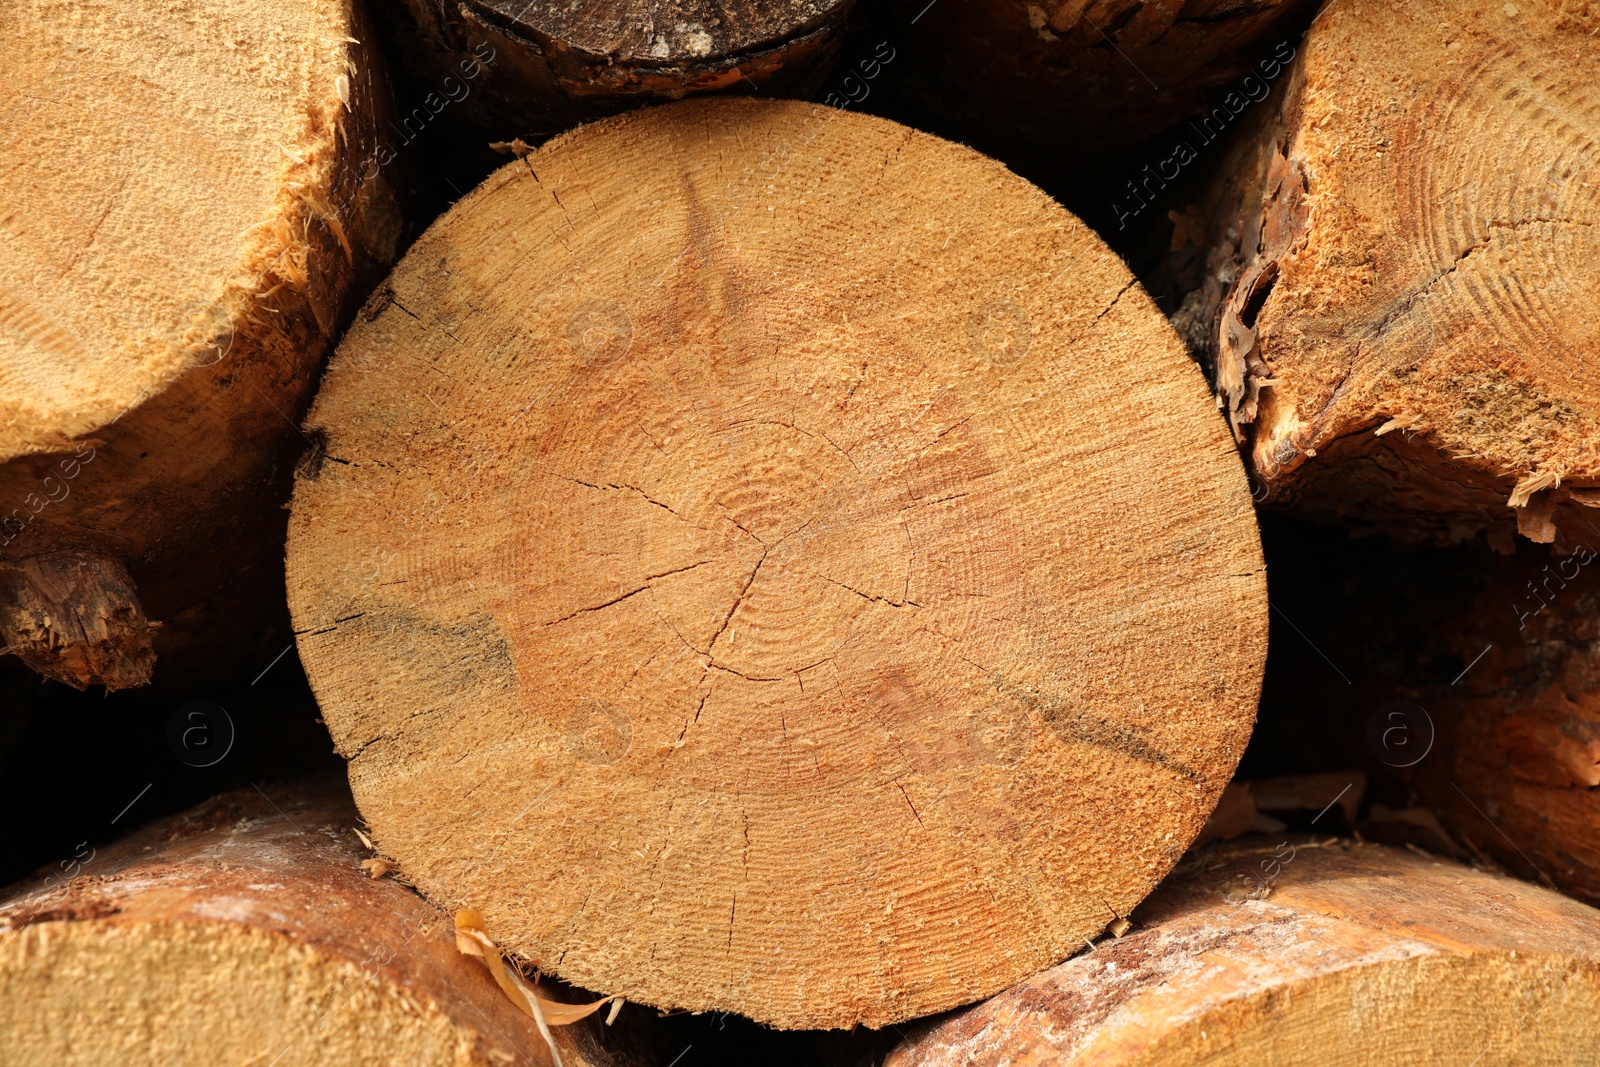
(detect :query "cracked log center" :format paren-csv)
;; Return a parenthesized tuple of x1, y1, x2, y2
(285, 98, 1269, 1029)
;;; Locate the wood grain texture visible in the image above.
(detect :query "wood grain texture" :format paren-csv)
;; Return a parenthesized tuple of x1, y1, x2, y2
(888, 839, 1600, 1066)
(373, 0, 851, 143)
(0, 0, 404, 684)
(286, 97, 1268, 1028)
(0, 776, 646, 1067)
(1173, 0, 1600, 547)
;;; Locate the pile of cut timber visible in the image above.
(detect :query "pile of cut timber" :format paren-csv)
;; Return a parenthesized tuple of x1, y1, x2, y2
(1162, 0, 1600, 910)
(285, 98, 1268, 1027)
(5, 0, 1600, 1061)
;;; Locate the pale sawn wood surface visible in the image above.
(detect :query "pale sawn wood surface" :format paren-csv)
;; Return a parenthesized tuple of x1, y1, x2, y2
(287, 97, 1268, 1028)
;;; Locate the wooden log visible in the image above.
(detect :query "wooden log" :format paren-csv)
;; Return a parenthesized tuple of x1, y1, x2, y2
(0, 776, 646, 1067)
(0, 0, 405, 688)
(880, 0, 1316, 179)
(1171, 0, 1600, 549)
(0, 553, 156, 691)
(1408, 548, 1600, 904)
(284, 97, 1269, 1028)
(372, 0, 853, 144)
(887, 839, 1600, 1066)
(1225, 515, 1597, 903)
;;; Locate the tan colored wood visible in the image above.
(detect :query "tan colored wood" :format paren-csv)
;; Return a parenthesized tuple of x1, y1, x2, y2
(0, 777, 643, 1067)
(888, 839, 1600, 1067)
(0, 0, 403, 686)
(286, 97, 1268, 1028)
(376, 0, 851, 143)
(883, 0, 1315, 171)
(1174, 0, 1600, 548)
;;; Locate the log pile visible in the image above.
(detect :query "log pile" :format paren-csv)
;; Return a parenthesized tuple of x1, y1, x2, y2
(4, 0, 1600, 1061)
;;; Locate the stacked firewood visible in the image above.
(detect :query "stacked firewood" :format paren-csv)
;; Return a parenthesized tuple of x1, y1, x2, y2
(3, 0, 1598, 1063)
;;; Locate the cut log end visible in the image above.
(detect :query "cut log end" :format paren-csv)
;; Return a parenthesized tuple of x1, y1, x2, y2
(0, 0, 403, 687)
(0, 778, 636, 1067)
(0, 0, 394, 458)
(888, 839, 1600, 1066)
(287, 98, 1268, 1028)
(1177, 0, 1600, 546)
(0, 552, 155, 690)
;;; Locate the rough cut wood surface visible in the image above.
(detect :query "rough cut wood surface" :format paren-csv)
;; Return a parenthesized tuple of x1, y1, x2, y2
(883, 0, 1316, 170)
(1173, 0, 1600, 548)
(0, 0, 403, 686)
(375, 0, 851, 143)
(285, 98, 1268, 1028)
(888, 839, 1600, 1066)
(0, 776, 644, 1067)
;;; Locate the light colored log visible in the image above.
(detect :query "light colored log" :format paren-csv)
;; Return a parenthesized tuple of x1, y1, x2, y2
(0, 0, 405, 686)
(285, 98, 1268, 1028)
(0, 777, 637, 1067)
(889, 839, 1600, 1066)
(1174, 0, 1600, 547)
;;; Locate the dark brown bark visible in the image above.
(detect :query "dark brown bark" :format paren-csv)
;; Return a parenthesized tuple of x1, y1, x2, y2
(372, 0, 854, 144)
(0, 552, 155, 690)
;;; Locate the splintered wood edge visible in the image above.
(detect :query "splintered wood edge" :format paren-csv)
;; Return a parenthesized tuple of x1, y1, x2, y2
(1200, 0, 1600, 539)
(287, 97, 1268, 1028)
